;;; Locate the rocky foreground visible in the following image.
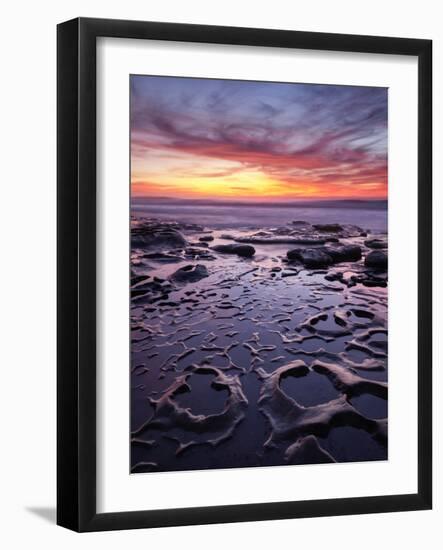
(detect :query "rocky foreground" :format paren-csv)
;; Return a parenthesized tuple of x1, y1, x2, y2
(130, 218, 388, 473)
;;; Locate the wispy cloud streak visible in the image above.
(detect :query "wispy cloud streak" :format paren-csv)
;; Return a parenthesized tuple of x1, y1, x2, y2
(131, 76, 387, 199)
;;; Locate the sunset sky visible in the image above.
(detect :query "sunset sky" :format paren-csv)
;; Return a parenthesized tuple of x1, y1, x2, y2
(130, 76, 387, 201)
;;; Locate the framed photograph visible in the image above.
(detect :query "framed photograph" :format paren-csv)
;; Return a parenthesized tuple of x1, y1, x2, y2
(57, 17, 432, 532)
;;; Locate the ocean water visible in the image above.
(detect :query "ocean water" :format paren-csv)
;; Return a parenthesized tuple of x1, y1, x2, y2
(132, 202, 387, 233)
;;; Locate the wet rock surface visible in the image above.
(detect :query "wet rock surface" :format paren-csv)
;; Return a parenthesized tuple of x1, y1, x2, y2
(131, 218, 388, 473)
(364, 238, 387, 249)
(287, 244, 362, 267)
(285, 435, 336, 464)
(212, 243, 256, 257)
(132, 221, 188, 249)
(313, 223, 343, 233)
(326, 244, 362, 262)
(287, 248, 333, 268)
(170, 264, 209, 283)
(365, 250, 388, 269)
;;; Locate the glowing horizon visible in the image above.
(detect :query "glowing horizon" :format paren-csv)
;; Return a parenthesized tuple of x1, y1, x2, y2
(131, 76, 387, 201)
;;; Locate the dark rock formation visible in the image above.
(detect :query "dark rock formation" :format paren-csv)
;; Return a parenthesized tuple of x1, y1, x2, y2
(212, 243, 255, 258)
(199, 235, 214, 242)
(364, 238, 387, 249)
(169, 264, 209, 283)
(236, 235, 326, 245)
(365, 250, 388, 269)
(132, 223, 187, 249)
(287, 244, 361, 267)
(325, 244, 362, 262)
(313, 223, 343, 232)
(287, 248, 333, 268)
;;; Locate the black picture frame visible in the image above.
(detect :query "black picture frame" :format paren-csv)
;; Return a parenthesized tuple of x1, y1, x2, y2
(57, 17, 432, 532)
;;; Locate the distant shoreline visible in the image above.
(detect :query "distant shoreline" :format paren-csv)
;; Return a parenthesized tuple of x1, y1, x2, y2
(132, 197, 387, 210)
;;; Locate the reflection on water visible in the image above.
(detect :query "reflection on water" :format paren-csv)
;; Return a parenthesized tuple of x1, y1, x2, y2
(130, 214, 388, 473)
